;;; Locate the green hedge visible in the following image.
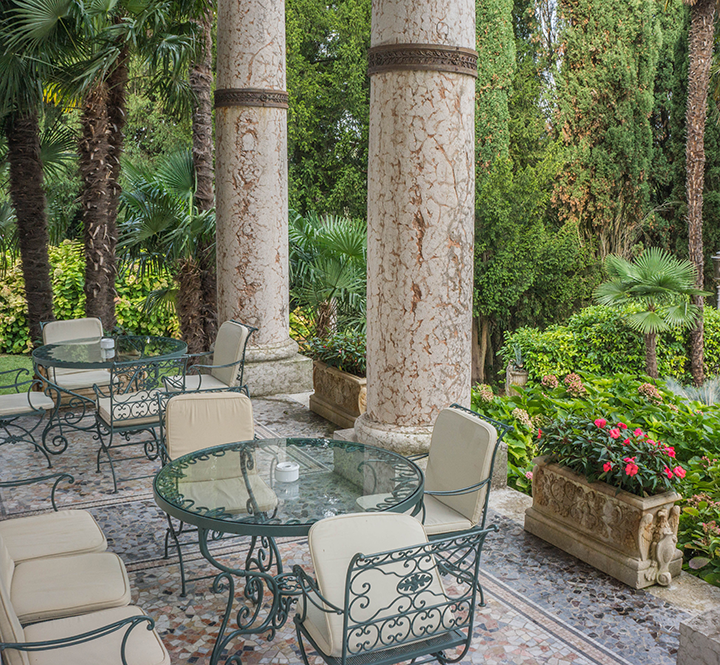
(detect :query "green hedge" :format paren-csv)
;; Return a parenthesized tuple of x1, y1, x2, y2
(499, 305, 717, 382)
(0, 241, 179, 353)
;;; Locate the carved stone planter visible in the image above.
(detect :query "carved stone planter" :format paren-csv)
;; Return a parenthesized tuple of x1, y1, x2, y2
(524, 456, 682, 589)
(505, 365, 529, 397)
(308, 361, 366, 428)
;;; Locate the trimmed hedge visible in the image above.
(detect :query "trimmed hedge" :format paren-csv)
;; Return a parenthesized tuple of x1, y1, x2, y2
(0, 241, 179, 353)
(499, 305, 719, 383)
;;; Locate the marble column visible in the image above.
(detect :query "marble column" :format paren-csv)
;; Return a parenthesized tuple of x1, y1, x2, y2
(215, 0, 312, 396)
(354, 0, 477, 454)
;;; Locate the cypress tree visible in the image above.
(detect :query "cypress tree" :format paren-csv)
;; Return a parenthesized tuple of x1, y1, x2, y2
(553, 0, 661, 255)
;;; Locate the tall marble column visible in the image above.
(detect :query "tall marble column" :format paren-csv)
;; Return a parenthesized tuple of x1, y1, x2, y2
(215, 0, 312, 396)
(354, 0, 477, 454)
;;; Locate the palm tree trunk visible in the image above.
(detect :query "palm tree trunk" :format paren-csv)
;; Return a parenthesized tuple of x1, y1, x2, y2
(79, 81, 114, 330)
(189, 1, 217, 346)
(176, 258, 207, 354)
(686, 0, 715, 386)
(644, 332, 658, 378)
(5, 112, 54, 343)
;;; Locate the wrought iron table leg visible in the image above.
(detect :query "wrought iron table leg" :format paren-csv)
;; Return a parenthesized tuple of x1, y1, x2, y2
(198, 528, 299, 665)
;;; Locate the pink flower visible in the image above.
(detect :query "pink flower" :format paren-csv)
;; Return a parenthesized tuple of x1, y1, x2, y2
(646, 439, 656, 446)
(609, 428, 621, 439)
(664, 467, 673, 479)
(623, 456, 636, 463)
(622, 438, 631, 446)
(603, 461, 613, 472)
(525, 471, 533, 480)
(633, 428, 644, 438)
(594, 418, 607, 428)
(625, 462, 639, 477)
(617, 422, 628, 430)
(665, 447, 676, 458)
(673, 466, 686, 479)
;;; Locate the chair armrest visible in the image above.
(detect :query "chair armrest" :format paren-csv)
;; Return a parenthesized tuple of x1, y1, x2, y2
(424, 477, 490, 498)
(408, 452, 428, 462)
(0, 614, 155, 656)
(186, 358, 244, 374)
(0, 368, 32, 393)
(0, 473, 74, 511)
(291, 565, 343, 622)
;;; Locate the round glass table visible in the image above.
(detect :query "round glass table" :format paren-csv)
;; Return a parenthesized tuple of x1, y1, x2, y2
(153, 437, 424, 664)
(32, 335, 187, 370)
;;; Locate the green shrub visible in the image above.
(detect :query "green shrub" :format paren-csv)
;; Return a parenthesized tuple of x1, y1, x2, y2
(500, 305, 694, 382)
(302, 330, 366, 376)
(0, 241, 179, 353)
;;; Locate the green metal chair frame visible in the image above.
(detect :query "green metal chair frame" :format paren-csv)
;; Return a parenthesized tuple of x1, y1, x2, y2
(93, 356, 186, 492)
(163, 320, 257, 396)
(411, 403, 513, 538)
(0, 368, 53, 469)
(293, 525, 498, 665)
(0, 471, 75, 512)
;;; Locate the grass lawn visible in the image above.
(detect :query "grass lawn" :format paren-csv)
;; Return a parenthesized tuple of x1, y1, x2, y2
(0, 354, 34, 394)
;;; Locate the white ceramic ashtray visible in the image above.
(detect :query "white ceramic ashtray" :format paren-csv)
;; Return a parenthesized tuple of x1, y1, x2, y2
(100, 337, 115, 349)
(275, 461, 299, 483)
(275, 481, 300, 500)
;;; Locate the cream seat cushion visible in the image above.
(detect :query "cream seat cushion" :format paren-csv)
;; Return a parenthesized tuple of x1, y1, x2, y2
(0, 510, 106, 564)
(164, 373, 229, 393)
(302, 513, 448, 659)
(97, 390, 160, 427)
(420, 495, 474, 536)
(23, 606, 170, 665)
(178, 476, 278, 515)
(52, 369, 111, 391)
(0, 392, 54, 418)
(164, 392, 254, 460)
(0, 546, 27, 665)
(12, 552, 131, 625)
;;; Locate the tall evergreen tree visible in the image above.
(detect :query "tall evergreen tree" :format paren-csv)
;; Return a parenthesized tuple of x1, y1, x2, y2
(554, 0, 661, 257)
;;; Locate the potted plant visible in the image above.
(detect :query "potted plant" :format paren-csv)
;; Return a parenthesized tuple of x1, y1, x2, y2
(304, 330, 366, 428)
(525, 415, 686, 588)
(505, 344, 529, 396)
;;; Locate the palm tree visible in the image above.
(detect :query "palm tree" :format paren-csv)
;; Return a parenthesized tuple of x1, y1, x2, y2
(289, 211, 367, 339)
(0, 3, 55, 342)
(11, 0, 196, 331)
(118, 149, 215, 353)
(684, 0, 717, 386)
(594, 248, 710, 378)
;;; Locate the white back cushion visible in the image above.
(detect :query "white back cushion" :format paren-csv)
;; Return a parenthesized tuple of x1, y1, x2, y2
(42, 318, 103, 344)
(211, 322, 251, 387)
(0, 534, 27, 665)
(424, 408, 497, 526)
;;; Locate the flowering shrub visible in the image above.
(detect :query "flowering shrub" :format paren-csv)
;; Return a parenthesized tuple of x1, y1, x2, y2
(303, 330, 366, 377)
(541, 374, 559, 389)
(563, 372, 586, 396)
(476, 384, 494, 402)
(537, 415, 686, 497)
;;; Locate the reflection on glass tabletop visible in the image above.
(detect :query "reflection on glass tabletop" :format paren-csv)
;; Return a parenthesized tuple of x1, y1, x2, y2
(154, 438, 424, 535)
(32, 335, 187, 369)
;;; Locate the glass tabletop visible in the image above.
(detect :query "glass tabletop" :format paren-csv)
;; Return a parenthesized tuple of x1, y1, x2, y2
(153, 438, 424, 537)
(32, 335, 188, 369)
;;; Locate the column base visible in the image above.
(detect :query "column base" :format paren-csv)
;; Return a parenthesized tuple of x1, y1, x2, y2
(353, 413, 432, 456)
(244, 353, 313, 397)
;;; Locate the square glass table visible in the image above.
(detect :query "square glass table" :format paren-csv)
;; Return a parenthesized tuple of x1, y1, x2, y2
(153, 437, 424, 664)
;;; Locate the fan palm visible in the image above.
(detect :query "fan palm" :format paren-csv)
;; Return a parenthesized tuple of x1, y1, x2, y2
(10, 0, 197, 330)
(118, 148, 215, 353)
(594, 248, 710, 378)
(289, 210, 366, 339)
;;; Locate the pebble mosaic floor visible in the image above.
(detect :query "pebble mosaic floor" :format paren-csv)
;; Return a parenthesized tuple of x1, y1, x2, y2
(0, 395, 700, 664)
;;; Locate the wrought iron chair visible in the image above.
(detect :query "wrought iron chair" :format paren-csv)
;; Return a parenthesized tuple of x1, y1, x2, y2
(412, 403, 512, 539)
(39, 317, 112, 394)
(158, 391, 276, 596)
(293, 513, 498, 665)
(0, 473, 107, 563)
(93, 356, 186, 492)
(164, 320, 257, 395)
(0, 368, 55, 468)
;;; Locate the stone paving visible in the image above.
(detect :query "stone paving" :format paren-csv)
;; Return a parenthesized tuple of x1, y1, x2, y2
(1, 394, 718, 664)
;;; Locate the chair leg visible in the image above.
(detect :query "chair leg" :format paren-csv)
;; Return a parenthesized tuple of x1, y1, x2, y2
(295, 624, 314, 665)
(94, 421, 118, 493)
(1, 420, 52, 469)
(164, 514, 189, 597)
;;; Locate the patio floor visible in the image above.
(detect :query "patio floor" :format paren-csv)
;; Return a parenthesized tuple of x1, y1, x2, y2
(2, 393, 719, 665)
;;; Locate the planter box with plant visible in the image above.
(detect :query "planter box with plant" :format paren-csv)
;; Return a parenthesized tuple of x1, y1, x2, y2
(525, 415, 685, 588)
(305, 331, 366, 429)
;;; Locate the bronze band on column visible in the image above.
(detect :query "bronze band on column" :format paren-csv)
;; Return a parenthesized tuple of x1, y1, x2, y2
(368, 44, 478, 78)
(214, 88, 289, 109)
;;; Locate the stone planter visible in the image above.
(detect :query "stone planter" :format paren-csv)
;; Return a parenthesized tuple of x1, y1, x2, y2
(524, 456, 682, 589)
(505, 365, 529, 396)
(308, 361, 366, 428)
